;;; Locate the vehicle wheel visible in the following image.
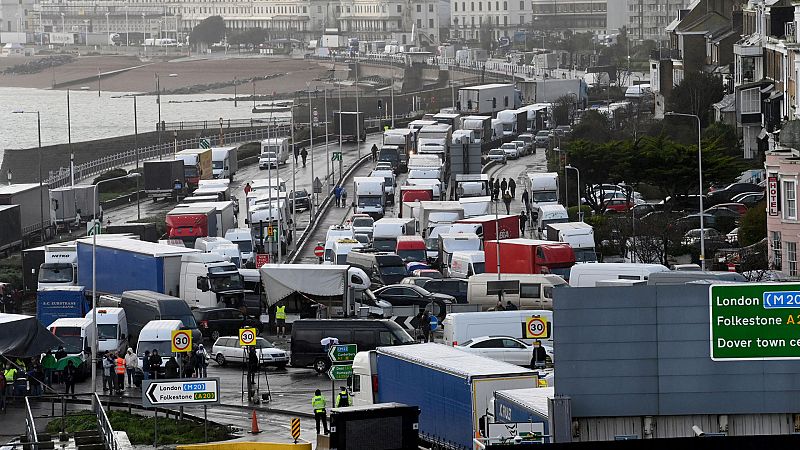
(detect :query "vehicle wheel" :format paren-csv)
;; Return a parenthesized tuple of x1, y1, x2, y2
(216, 354, 226, 366)
(313, 358, 330, 374)
(211, 330, 221, 342)
(275, 363, 287, 370)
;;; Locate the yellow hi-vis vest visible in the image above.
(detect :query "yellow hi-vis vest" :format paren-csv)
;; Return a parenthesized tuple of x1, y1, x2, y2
(312, 395, 326, 412)
(275, 306, 286, 320)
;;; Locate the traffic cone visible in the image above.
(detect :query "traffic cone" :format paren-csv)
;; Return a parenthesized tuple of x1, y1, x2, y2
(250, 410, 261, 434)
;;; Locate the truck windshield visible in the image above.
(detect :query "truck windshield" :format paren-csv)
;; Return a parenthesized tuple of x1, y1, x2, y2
(212, 161, 223, 169)
(184, 167, 198, 178)
(38, 264, 74, 283)
(573, 248, 598, 263)
(358, 197, 383, 207)
(137, 341, 173, 358)
(53, 328, 83, 354)
(352, 217, 374, 228)
(236, 240, 253, 254)
(97, 324, 117, 340)
(210, 274, 245, 292)
(398, 249, 426, 262)
(532, 191, 558, 203)
(373, 238, 396, 251)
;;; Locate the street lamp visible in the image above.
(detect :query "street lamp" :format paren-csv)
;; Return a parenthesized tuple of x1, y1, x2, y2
(91, 173, 140, 398)
(105, 12, 110, 46)
(12, 110, 44, 242)
(60, 13, 65, 34)
(665, 111, 705, 269)
(566, 165, 582, 221)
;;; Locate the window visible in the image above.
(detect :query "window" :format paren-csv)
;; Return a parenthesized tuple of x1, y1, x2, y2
(773, 231, 782, 270)
(788, 241, 798, 277)
(472, 339, 503, 348)
(502, 339, 525, 349)
(520, 0, 524, 9)
(479, 2, 482, 11)
(471, 2, 474, 11)
(429, 4, 434, 12)
(520, 16, 525, 24)
(429, 19, 434, 27)
(503, 1, 507, 10)
(454, 3, 458, 11)
(397, 5, 402, 12)
(520, 283, 541, 298)
(784, 180, 796, 219)
(740, 87, 760, 114)
(488, 1, 491, 10)
(417, 18, 422, 27)
(417, 4, 421, 12)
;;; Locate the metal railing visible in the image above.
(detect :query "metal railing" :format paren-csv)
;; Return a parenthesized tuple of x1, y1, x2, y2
(93, 393, 118, 450)
(24, 396, 38, 448)
(159, 117, 292, 132)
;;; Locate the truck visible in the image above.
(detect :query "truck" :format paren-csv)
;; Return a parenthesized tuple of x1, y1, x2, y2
(176, 201, 236, 238)
(329, 404, 420, 450)
(259, 138, 290, 169)
(71, 185, 98, 221)
(496, 108, 528, 137)
(545, 222, 597, 263)
(433, 112, 462, 129)
(48, 187, 77, 229)
(76, 238, 199, 296)
(175, 148, 213, 190)
(335, 111, 366, 142)
(457, 84, 517, 115)
(383, 129, 416, 171)
(484, 238, 575, 280)
(372, 217, 416, 252)
(85, 307, 129, 355)
(37, 286, 89, 328)
(438, 232, 481, 272)
(105, 223, 160, 242)
(211, 146, 238, 180)
(491, 388, 552, 443)
(38, 242, 78, 290)
(454, 174, 490, 199)
(166, 205, 218, 245)
(179, 253, 246, 308)
(0, 205, 22, 254)
(0, 183, 51, 240)
(353, 177, 385, 219)
(531, 204, 569, 238)
(398, 186, 434, 219)
(523, 172, 559, 209)
(458, 196, 492, 217)
(417, 124, 452, 159)
(143, 160, 185, 201)
(351, 343, 538, 449)
(418, 201, 465, 239)
(46, 317, 92, 380)
(459, 116, 493, 144)
(457, 214, 521, 242)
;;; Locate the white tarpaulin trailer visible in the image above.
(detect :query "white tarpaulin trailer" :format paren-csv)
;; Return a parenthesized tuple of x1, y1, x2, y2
(259, 264, 371, 308)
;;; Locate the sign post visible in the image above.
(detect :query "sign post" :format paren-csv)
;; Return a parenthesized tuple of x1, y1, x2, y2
(327, 344, 357, 403)
(710, 283, 800, 360)
(524, 317, 549, 340)
(239, 327, 257, 346)
(171, 330, 192, 353)
(255, 253, 270, 268)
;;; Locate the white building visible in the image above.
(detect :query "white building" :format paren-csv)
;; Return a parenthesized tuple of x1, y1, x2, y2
(450, 0, 530, 41)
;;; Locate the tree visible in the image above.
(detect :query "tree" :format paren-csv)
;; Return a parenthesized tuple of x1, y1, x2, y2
(738, 201, 767, 247)
(190, 16, 225, 46)
(570, 110, 613, 143)
(479, 22, 495, 51)
(552, 95, 577, 126)
(666, 72, 725, 126)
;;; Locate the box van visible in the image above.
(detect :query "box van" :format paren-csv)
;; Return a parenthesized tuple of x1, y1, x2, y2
(395, 235, 427, 263)
(121, 290, 202, 345)
(466, 273, 568, 310)
(85, 307, 129, 355)
(134, 319, 183, 383)
(448, 250, 485, 278)
(370, 169, 396, 204)
(346, 250, 407, 287)
(289, 319, 415, 372)
(442, 310, 553, 347)
(568, 263, 670, 287)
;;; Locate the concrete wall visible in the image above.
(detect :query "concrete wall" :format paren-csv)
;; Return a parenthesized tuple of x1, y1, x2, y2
(554, 284, 800, 418)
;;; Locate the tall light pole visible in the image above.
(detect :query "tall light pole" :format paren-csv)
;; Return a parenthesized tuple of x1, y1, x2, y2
(105, 12, 110, 46)
(307, 84, 316, 207)
(324, 86, 330, 184)
(92, 173, 140, 398)
(354, 57, 361, 158)
(665, 111, 704, 269)
(566, 165, 581, 221)
(125, 7, 129, 46)
(67, 90, 74, 186)
(12, 110, 44, 242)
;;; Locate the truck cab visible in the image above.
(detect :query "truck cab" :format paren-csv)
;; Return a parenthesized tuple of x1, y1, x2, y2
(211, 146, 237, 181)
(531, 204, 569, 238)
(38, 243, 78, 290)
(524, 172, 559, 210)
(224, 228, 256, 266)
(179, 253, 246, 308)
(354, 177, 386, 219)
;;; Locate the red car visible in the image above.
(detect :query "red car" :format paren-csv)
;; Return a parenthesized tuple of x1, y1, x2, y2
(605, 198, 634, 213)
(713, 202, 748, 215)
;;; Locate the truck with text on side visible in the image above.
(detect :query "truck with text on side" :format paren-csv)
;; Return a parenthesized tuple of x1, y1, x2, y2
(459, 115, 493, 145)
(0, 183, 51, 243)
(350, 343, 538, 449)
(546, 222, 597, 263)
(353, 176, 386, 219)
(0, 205, 22, 255)
(38, 242, 78, 290)
(75, 238, 199, 297)
(175, 148, 213, 190)
(335, 111, 366, 142)
(457, 83, 518, 115)
(36, 286, 89, 328)
(523, 172, 560, 211)
(398, 185, 434, 219)
(165, 205, 218, 247)
(179, 253, 246, 308)
(144, 160, 185, 202)
(383, 129, 417, 172)
(485, 238, 576, 280)
(211, 146, 238, 181)
(457, 214, 521, 244)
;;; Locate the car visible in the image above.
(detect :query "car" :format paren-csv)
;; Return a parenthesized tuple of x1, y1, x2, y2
(211, 336, 288, 368)
(375, 161, 395, 172)
(353, 233, 371, 246)
(674, 213, 717, 231)
(711, 202, 748, 215)
(682, 228, 724, 246)
(517, 134, 535, 154)
(192, 307, 261, 342)
(487, 149, 507, 164)
(659, 194, 707, 212)
(258, 152, 280, 169)
(730, 191, 765, 208)
(706, 182, 762, 206)
(510, 140, 527, 156)
(499, 143, 519, 159)
(704, 205, 742, 218)
(604, 197, 634, 213)
(349, 213, 375, 237)
(400, 276, 435, 287)
(372, 284, 454, 319)
(726, 227, 739, 245)
(289, 189, 310, 212)
(418, 278, 469, 303)
(456, 335, 552, 367)
(534, 130, 550, 147)
(631, 203, 658, 216)
(556, 125, 572, 135)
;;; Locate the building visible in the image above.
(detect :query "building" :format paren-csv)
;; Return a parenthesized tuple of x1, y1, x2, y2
(530, 0, 607, 36)
(450, 0, 531, 41)
(628, 0, 689, 43)
(766, 129, 800, 278)
(0, 0, 35, 33)
(338, 0, 440, 45)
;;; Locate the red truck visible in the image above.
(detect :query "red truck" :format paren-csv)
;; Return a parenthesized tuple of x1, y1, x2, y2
(456, 214, 520, 242)
(484, 238, 575, 279)
(165, 206, 218, 245)
(399, 186, 434, 218)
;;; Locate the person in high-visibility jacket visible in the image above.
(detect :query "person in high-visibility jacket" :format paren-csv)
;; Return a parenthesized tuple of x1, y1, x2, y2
(336, 386, 352, 407)
(312, 389, 329, 435)
(275, 304, 287, 338)
(114, 353, 126, 394)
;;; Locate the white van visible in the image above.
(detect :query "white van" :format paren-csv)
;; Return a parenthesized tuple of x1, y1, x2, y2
(466, 273, 568, 310)
(448, 250, 485, 278)
(442, 310, 553, 347)
(328, 238, 363, 265)
(568, 263, 670, 287)
(85, 307, 129, 355)
(135, 319, 183, 373)
(224, 229, 255, 265)
(194, 236, 234, 253)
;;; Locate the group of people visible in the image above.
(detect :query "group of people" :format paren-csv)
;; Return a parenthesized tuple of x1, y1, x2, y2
(311, 386, 353, 435)
(333, 185, 348, 207)
(488, 177, 522, 215)
(294, 147, 309, 167)
(139, 344, 210, 383)
(100, 349, 137, 394)
(1, 347, 75, 410)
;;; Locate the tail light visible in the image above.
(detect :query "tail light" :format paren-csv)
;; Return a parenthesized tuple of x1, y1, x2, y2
(371, 374, 378, 393)
(200, 320, 208, 329)
(452, 341, 457, 346)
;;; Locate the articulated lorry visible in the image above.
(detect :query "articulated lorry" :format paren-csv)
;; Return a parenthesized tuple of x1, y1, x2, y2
(37, 286, 89, 328)
(38, 242, 78, 290)
(485, 238, 575, 280)
(0, 183, 51, 241)
(144, 160, 186, 201)
(0, 205, 22, 254)
(175, 149, 213, 190)
(165, 205, 218, 245)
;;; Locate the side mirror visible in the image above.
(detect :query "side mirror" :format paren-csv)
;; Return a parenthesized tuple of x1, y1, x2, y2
(197, 276, 209, 292)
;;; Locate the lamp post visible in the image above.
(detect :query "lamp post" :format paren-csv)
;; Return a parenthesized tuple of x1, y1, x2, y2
(12, 110, 44, 242)
(91, 173, 140, 399)
(60, 13, 65, 34)
(665, 111, 704, 269)
(125, 7, 129, 46)
(105, 12, 110, 47)
(566, 165, 582, 221)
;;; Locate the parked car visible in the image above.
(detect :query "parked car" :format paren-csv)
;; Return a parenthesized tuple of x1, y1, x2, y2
(211, 336, 288, 368)
(487, 149, 507, 164)
(682, 228, 724, 246)
(456, 336, 552, 367)
(510, 140, 527, 157)
(418, 278, 469, 303)
(730, 191, 765, 208)
(711, 203, 747, 215)
(400, 276, 435, 287)
(372, 284, 454, 319)
(605, 198, 634, 213)
(289, 189, 311, 212)
(704, 205, 742, 218)
(534, 130, 550, 147)
(192, 307, 261, 342)
(706, 182, 762, 206)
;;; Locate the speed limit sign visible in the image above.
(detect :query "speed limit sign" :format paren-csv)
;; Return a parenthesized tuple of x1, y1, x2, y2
(524, 317, 549, 339)
(239, 327, 257, 346)
(171, 330, 192, 353)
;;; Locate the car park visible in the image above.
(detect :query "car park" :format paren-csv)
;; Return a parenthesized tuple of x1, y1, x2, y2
(211, 336, 288, 368)
(706, 182, 762, 205)
(487, 149, 507, 164)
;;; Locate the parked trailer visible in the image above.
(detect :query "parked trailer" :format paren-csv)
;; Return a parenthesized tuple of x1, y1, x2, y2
(0, 183, 51, 241)
(0, 205, 22, 254)
(335, 111, 366, 142)
(144, 160, 185, 201)
(48, 187, 77, 229)
(457, 84, 516, 115)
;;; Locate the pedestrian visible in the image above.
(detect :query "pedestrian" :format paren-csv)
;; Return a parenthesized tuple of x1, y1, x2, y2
(294, 146, 300, 165)
(102, 352, 113, 392)
(521, 189, 530, 209)
(244, 182, 252, 196)
(301, 147, 308, 167)
(421, 310, 432, 343)
(165, 357, 179, 379)
(519, 211, 528, 234)
(530, 340, 548, 369)
(489, 177, 494, 195)
(196, 344, 209, 378)
(500, 178, 508, 194)
(142, 350, 151, 381)
(41, 350, 55, 388)
(150, 350, 162, 379)
(312, 389, 329, 435)
(337, 386, 351, 407)
(275, 303, 287, 338)
(334, 185, 342, 207)
(493, 180, 500, 200)
(124, 348, 138, 388)
(341, 188, 347, 207)
(371, 144, 378, 162)
(495, 300, 506, 311)
(114, 353, 125, 393)
(182, 352, 195, 379)
(509, 178, 516, 198)
(63, 361, 76, 397)
(29, 364, 44, 396)
(505, 300, 518, 311)
(502, 190, 512, 215)
(247, 346, 258, 389)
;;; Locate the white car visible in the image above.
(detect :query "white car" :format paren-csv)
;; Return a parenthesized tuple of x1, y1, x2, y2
(212, 336, 289, 368)
(487, 149, 507, 164)
(510, 140, 527, 156)
(349, 213, 375, 238)
(499, 143, 519, 159)
(456, 336, 553, 367)
(258, 152, 280, 169)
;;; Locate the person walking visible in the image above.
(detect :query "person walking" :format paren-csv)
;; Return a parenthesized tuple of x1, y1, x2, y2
(41, 350, 55, 388)
(421, 310, 432, 343)
(243, 182, 252, 196)
(502, 190, 512, 215)
(63, 361, 76, 398)
(334, 185, 342, 207)
(114, 353, 126, 394)
(530, 340, 548, 369)
(124, 348, 138, 388)
(142, 350, 151, 381)
(341, 188, 347, 207)
(301, 147, 309, 167)
(509, 178, 517, 198)
(102, 352, 113, 392)
(500, 178, 508, 194)
(521, 189, 530, 209)
(294, 146, 300, 165)
(371, 144, 378, 162)
(247, 346, 258, 390)
(493, 179, 500, 201)
(336, 386, 351, 407)
(196, 344, 209, 378)
(149, 350, 162, 379)
(312, 389, 329, 434)
(275, 303, 287, 338)
(519, 211, 528, 234)
(165, 357, 179, 379)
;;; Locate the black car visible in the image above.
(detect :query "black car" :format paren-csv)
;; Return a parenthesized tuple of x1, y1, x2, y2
(372, 284, 454, 320)
(289, 189, 311, 212)
(192, 307, 261, 342)
(418, 278, 468, 304)
(706, 183, 762, 206)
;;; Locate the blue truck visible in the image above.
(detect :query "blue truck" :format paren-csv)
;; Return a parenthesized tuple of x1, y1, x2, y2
(76, 238, 198, 296)
(368, 343, 538, 449)
(37, 286, 89, 327)
(493, 387, 552, 443)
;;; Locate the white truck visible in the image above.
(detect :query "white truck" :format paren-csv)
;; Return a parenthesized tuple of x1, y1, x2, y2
(179, 253, 246, 308)
(546, 222, 597, 263)
(224, 229, 255, 265)
(459, 115, 493, 144)
(38, 242, 78, 290)
(419, 201, 465, 260)
(372, 217, 416, 252)
(524, 172, 559, 208)
(457, 83, 517, 115)
(531, 204, 569, 238)
(353, 176, 386, 219)
(417, 124, 452, 159)
(382, 129, 416, 170)
(370, 169, 396, 205)
(211, 146, 238, 181)
(496, 109, 525, 137)
(85, 307, 129, 355)
(438, 232, 482, 272)
(47, 317, 93, 379)
(259, 138, 290, 169)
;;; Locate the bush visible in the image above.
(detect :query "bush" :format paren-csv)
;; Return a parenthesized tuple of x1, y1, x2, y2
(738, 201, 767, 247)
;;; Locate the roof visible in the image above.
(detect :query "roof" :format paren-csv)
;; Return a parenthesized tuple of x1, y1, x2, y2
(48, 317, 92, 328)
(494, 387, 555, 417)
(714, 93, 736, 112)
(140, 319, 183, 333)
(0, 183, 42, 195)
(377, 343, 536, 379)
(76, 238, 199, 257)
